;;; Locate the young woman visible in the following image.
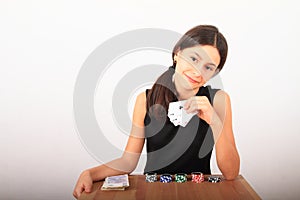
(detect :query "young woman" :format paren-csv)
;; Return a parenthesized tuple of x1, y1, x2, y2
(73, 25, 240, 199)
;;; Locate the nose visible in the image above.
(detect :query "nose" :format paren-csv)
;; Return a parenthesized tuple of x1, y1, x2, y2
(191, 65, 202, 77)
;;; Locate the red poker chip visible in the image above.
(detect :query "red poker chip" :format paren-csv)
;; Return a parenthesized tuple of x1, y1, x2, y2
(191, 172, 204, 183)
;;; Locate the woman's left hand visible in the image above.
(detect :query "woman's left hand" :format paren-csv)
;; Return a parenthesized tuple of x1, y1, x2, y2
(184, 96, 216, 125)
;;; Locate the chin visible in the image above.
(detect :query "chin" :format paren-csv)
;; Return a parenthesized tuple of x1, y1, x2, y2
(183, 84, 199, 91)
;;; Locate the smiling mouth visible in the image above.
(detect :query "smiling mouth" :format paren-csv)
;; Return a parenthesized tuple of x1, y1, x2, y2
(184, 73, 199, 84)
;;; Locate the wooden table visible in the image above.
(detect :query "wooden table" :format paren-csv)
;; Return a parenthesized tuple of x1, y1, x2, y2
(79, 175, 261, 200)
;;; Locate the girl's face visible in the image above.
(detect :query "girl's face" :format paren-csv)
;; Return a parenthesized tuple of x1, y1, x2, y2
(174, 45, 221, 92)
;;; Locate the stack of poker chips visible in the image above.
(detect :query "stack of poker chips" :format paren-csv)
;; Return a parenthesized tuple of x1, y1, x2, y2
(144, 172, 221, 183)
(191, 172, 205, 183)
(160, 174, 173, 183)
(145, 172, 157, 183)
(175, 173, 187, 183)
(208, 175, 221, 183)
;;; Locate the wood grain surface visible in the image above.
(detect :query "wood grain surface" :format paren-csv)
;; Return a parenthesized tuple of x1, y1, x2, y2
(78, 175, 261, 200)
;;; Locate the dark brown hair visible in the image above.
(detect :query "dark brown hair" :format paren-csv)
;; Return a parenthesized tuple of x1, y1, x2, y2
(146, 25, 228, 119)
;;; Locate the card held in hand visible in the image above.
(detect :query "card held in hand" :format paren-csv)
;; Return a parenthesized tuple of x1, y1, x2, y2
(168, 100, 198, 127)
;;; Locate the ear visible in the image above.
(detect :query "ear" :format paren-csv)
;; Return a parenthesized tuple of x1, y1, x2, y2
(173, 47, 181, 62)
(173, 54, 178, 62)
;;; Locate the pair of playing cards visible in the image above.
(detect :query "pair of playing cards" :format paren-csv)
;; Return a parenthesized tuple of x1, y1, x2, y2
(167, 100, 198, 127)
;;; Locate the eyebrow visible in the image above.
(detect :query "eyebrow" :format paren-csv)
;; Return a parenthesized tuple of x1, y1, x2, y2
(193, 52, 217, 68)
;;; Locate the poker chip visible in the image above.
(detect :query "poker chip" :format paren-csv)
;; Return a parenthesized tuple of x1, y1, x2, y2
(208, 175, 221, 183)
(145, 172, 157, 182)
(175, 173, 187, 183)
(160, 174, 172, 183)
(191, 172, 204, 183)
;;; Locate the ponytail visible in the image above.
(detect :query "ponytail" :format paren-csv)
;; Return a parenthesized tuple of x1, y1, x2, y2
(146, 66, 177, 120)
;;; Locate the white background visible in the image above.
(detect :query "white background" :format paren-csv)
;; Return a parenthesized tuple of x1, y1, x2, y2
(1, 0, 300, 199)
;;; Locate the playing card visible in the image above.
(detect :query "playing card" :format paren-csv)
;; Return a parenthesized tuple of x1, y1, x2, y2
(168, 101, 182, 126)
(168, 100, 197, 127)
(181, 110, 197, 126)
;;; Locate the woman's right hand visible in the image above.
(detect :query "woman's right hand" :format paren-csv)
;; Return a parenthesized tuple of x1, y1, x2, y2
(73, 170, 93, 199)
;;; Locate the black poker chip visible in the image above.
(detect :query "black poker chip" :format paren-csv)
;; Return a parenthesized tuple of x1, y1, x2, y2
(208, 176, 221, 183)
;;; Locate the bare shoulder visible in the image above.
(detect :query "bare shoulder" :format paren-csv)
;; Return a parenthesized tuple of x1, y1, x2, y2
(132, 92, 147, 126)
(135, 91, 147, 112)
(214, 90, 231, 106)
(213, 90, 232, 126)
(136, 92, 146, 103)
(213, 90, 232, 119)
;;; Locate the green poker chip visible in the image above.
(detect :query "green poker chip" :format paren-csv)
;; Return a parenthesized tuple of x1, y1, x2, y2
(175, 173, 187, 183)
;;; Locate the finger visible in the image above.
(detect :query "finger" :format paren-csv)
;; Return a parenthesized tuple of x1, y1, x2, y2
(190, 100, 211, 114)
(84, 182, 93, 193)
(184, 96, 197, 109)
(73, 186, 84, 199)
(73, 191, 77, 199)
(184, 99, 192, 110)
(186, 101, 202, 113)
(197, 96, 208, 104)
(73, 191, 78, 199)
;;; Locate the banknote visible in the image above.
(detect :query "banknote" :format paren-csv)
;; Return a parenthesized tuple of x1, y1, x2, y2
(101, 174, 129, 190)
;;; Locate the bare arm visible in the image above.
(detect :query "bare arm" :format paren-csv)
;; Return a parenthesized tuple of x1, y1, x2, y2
(211, 90, 240, 180)
(184, 90, 240, 180)
(73, 92, 146, 198)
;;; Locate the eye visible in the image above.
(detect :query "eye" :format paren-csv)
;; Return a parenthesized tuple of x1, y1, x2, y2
(205, 65, 214, 71)
(190, 56, 198, 63)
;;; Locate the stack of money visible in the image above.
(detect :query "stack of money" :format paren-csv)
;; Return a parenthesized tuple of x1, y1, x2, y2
(101, 174, 130, 190)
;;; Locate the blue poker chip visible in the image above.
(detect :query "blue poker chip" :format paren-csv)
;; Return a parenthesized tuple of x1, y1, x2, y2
(160, 174, 172, 183)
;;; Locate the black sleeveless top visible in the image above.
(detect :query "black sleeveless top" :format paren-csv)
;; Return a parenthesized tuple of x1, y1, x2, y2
(144, 86, 219, 175)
